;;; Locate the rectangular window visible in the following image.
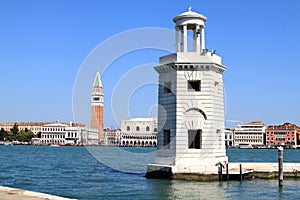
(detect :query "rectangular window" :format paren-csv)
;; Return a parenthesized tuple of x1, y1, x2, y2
(188, 129, 202, 149)
(164, 82, 171, 93)
(163, 129, 170, 148)
(188, 80, 201, 91)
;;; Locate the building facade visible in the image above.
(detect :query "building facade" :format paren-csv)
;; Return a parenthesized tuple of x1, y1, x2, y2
(148, 8, 228, 175)
(0, 122, 51, 135)
(0, 122, 85, 135)
(266, 122, 300, 148)
(224, 129, 234, 148)
(120, 118, 157, 147)
(90, 70, 104, 144)
(234, 121, 266, 148)
(103, 129, 122, 146)
(40, 122, 98, 145)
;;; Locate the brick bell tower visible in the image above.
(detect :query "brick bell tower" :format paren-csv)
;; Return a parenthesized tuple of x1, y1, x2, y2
(90, 69, 104, 144)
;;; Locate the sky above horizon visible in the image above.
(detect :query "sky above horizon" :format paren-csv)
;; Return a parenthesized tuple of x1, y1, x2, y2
(1, 0, 300, 128)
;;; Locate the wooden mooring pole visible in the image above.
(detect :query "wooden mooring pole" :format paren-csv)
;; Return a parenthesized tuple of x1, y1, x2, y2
(226, 163, 229, 181)
(278, 146, 284, 187)
(216, 162, 224, 182)
(218, 165, 223, 182)
(239, 164, 243, 181)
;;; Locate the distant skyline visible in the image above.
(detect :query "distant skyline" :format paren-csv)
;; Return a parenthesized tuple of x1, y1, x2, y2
(1, 0, 300, 128)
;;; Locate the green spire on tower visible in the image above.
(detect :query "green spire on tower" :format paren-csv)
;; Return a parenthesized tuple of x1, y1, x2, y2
(93, 68, 102, 88)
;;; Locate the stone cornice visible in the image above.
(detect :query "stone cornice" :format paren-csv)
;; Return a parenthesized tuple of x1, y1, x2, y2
(154, 62, 227, 74)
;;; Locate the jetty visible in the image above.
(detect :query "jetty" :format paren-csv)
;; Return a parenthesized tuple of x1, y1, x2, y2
(146, 162, 300, 181)
(0, 186, 75, 200)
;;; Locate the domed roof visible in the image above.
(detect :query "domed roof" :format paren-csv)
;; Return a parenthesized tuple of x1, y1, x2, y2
(173, 7, 207, 22)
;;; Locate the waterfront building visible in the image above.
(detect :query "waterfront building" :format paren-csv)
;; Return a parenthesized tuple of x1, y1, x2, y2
(0, 122, 86, 135)
(41, 122, 67, 145)
(234, 121, 266, 148)
(266, 122, 300, 148)
(224, 129, 234, 148)
(147, 8, 228, 176)
(31, 137, 42, 145)
(90, 70, 104, 144)
(120, 118, 157, 147)
(40, 121, 98, 145)
(103, 129, 122, 146)
(81, 128, 99, 146)
(0, 122, 51, 135)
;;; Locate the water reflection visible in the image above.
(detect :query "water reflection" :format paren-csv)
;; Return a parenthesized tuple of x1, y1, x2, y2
(86, 146, 156, 173)
(147, 178, 300, 200)
(148, 179, 228, 199)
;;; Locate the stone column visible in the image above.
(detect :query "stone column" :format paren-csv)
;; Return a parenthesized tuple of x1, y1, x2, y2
(182, 24, 187, 52)
(193, 29, 197, 52)
(201, 26, 205, 52)
(194, 24, 200, 53)
(176, 27, 180, 52)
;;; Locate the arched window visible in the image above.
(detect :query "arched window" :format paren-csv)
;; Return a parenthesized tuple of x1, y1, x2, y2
(136, 126, 140, 131)
(154, 128, 158, 132)
(126, 126, 130, 131)
(146, 126, 150, 131)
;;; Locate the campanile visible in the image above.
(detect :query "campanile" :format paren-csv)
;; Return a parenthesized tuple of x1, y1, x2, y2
(90, 69, 104, 144)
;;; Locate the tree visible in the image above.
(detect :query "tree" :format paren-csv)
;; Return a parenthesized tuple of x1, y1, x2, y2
(36, 132, 41, 138)
(24, 131, 34, 142)
(0, 128, 8, 141)
(10, 123, 19, 136)
(16, 133, 26, 142)
(5, 131, 14, 141)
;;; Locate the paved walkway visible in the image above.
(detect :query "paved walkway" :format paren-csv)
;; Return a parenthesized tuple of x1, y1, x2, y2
(0, 186, 75, 200)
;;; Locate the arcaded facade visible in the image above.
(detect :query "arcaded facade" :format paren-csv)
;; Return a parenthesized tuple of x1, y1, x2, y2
(120, 118, 157, 147)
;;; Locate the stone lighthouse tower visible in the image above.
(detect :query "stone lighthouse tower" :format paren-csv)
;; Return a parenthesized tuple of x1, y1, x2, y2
(147, 8, 228, 178)
(90, 69, 104, 144)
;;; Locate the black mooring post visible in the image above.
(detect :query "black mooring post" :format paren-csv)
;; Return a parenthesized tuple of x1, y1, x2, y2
(218, 165, 222, 181)
(216, 162, 225, 182)
(226, 163, 229, 181)
(239, 164, 242, 181)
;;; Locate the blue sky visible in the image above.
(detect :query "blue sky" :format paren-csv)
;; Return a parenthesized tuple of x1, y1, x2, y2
(1, 0, 300, 128)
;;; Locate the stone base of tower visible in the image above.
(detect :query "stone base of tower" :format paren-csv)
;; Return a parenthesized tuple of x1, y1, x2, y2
(146, 156, 228, 181)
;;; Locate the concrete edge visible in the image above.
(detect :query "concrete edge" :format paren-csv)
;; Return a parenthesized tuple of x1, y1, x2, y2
(0, 186, 76, 200)
(146, 162, 300, 180)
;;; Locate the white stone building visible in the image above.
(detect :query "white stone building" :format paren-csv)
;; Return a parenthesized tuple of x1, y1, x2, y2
(234, 121, 266, 148)
(103, 129, 122, 146)
(41, 122, 99, 145)
(120, 118, 157, 147)
(81, 128, 99, 146)
(147, 8, 228, 176)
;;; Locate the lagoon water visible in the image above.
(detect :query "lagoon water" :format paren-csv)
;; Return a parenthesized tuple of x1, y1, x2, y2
(1, 146, 300, 200)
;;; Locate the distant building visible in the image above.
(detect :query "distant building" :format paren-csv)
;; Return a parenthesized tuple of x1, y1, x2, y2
(224, 129, 234, 148)
(40, 121, 98, 145)
(0, 122, 85, 135)
(90, 70, 104, 144)
(234, 121, 266, 148)
(103, 129, 122, 146)
(0, 122, 50, 135)
(120, 118, 157, 147)
(31, 137, 42, 145)
(266, 122, 300, 148)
